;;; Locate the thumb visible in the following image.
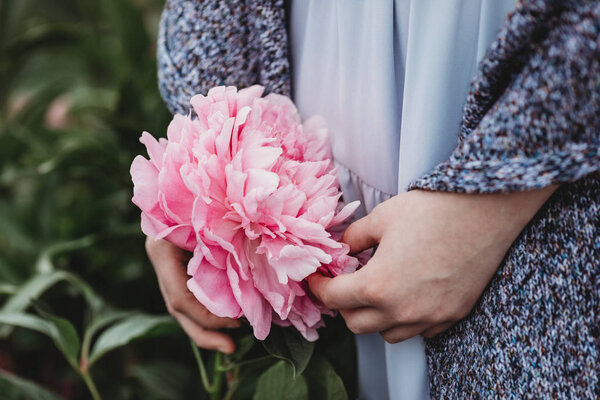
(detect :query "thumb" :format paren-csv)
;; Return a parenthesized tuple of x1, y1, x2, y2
(341, 214, 381, 254)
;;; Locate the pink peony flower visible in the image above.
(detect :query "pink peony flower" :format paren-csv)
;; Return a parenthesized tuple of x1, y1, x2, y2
(131, 86, 359, 341)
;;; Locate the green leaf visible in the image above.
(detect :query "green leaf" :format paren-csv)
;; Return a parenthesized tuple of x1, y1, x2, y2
(253, 361, 308, 400)
(33, 305, 81, 369)
(262, 326, 315, 377)
(0, 369, 65, 400)
(88, 314, 178, 366)
(304, 354, 348, 400)
(84, 309, 135, 344)
(34, 235, 96, 273)
(0, 270, 104, 338)
(0, 283, 17, 295)
(80, 309, 135, 371)
(130, 362, 194, 400)
(315, 316, 357, 398)
(230, 334, 256, 362)
(1, 272, 67, 314)
(0, 311, 80, 369)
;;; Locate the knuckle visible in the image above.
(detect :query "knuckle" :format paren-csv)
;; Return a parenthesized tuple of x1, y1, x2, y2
(359, 277, 385, 306)
(169, 294, 189, 314)
(393, 303, 419, 324)
(380, 331, 402, 344)
(165, 301, 176, 316)
(345, 319, 366, 335)
(368, 203, 385, 227)
(318, 290, 333, 309)
(145, 236, 160, 257)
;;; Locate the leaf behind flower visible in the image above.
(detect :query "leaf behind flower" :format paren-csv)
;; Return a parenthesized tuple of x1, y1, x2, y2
(261, 326, 314, 377)
(304, 354, 348, 400)
(253, 361, 308, 400)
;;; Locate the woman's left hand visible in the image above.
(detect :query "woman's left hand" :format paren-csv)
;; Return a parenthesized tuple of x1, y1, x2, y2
(308, 187, 557, 342)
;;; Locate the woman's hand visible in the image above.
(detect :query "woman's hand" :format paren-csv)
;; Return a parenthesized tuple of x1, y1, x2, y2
(308, 187, 557, 343)
(145, 238, 241, 353)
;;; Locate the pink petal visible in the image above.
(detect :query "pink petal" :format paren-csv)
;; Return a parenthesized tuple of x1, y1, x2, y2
(187, 254, 242, 318)
(131, 156, 159, 212)
(139, 132, 166, 169)
(226, 255, 272, 340)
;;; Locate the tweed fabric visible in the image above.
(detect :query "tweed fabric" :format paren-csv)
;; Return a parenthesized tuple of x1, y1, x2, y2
(408, 1, 600, 397)
(157, 0, 599, 398)
(157, 0, 291, 115)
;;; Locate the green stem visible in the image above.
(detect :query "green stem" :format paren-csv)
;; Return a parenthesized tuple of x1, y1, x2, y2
(217, 355, 273, 372)
(223, 375, 241, 400)
(190, 339, 213, 393)
(81, 371, 102, 400)
(210, 352, 224, 400)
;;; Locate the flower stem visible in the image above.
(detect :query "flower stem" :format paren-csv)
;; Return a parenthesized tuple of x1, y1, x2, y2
(190, 339, 213, 393)
(81, 371, 102, 400)
(210, 352, 224, 400)
(217, 355, 273, 372)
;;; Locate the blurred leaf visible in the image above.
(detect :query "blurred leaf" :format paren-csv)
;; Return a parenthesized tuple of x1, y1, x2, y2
(81, 308, 134, 366)
(130, 361, 195, 400)
(33, 305, 81, 369)
(0, 369, 65, 400)
(229, 334, 256, 363)
(0, 270, 104, 338)
(316, 316, 357, 398)
(304, 354, 348, 400)
(84, 309, 134, 342)
(102, 0, 149, 64)
(35, 235, 96, 273)
(0, 271, 74, 338)
(0, 283, 18, 296)
(253, 361, 308, 400)
(262, 326, 314, 377)
(89, 314, 178, 366)
(0, 311, 80, 369)
(0, 200, 37, 255)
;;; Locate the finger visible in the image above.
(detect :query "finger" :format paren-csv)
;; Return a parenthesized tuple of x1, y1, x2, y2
(169, 292, 242, 330)
(339, 307, 397, 335)
(307, 272, 368, 310)
(177, 313, 236, 354)
(146, 237, 191, 265)
(379, 323, 430, 344)
(341, 215, 381, 254)
(421, 322, 454, 339)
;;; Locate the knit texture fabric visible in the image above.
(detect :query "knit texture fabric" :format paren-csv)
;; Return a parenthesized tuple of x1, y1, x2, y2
(157, 0, 291, 115)
(408, 1, 600, 397)
(157, 0, 599, 398)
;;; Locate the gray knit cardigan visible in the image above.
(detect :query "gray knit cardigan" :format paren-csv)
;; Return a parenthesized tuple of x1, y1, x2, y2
(157, 0, 599, 398)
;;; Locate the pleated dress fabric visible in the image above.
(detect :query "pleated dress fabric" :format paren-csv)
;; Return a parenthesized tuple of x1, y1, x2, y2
(289, 1, 516, 399)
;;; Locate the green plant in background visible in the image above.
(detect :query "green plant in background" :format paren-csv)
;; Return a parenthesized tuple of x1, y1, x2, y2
(0, 0, 357, 399)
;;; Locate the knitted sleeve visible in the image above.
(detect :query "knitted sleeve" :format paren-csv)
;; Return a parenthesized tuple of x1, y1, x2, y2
(409, 2, 600, 194)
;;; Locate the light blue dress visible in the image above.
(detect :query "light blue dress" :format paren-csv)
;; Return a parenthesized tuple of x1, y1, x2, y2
(290, 1, 516, 399)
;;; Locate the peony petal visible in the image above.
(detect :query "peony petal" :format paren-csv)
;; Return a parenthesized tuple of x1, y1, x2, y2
(139, 132, 166, 169)
(131, 155, 160, 212)
(215, 117, 235, 160)
(329, 200, 361, 227)
(242, 145, 282, 170)
(237, 85, 265, 109)
(226, 254, 272, 340)
(187, 254, 242, 319)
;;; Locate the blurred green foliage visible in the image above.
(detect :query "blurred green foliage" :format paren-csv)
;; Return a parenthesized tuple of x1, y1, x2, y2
(0, 0, 357, 398)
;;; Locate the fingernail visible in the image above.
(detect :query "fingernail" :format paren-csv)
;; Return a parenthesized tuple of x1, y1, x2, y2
(218, 346, 231, 354)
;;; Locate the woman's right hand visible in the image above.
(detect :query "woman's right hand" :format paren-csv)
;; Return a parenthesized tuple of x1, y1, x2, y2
(145, 237, 241, 354)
